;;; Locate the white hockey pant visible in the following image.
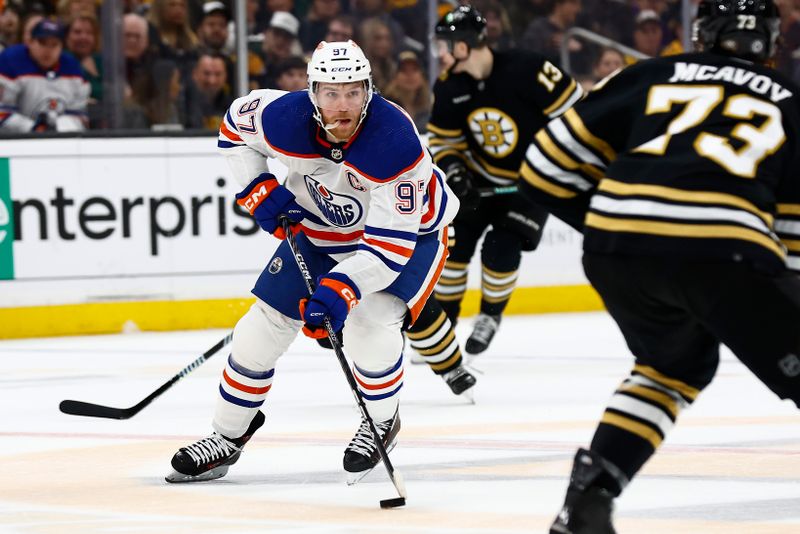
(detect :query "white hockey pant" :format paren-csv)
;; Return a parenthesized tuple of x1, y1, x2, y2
(212, 293, 406, 438)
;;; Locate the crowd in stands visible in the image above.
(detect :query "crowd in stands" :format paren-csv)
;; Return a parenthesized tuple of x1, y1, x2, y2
(1, 0, 800, 134)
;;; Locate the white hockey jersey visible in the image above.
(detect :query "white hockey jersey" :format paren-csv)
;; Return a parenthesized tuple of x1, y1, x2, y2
(218, 89, 459, 296)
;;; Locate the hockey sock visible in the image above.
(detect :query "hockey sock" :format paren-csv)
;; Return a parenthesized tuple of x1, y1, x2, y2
(214, 354, 275, 439)
(589, 364, 700, 489)
(406, 303, 462, 375)
(353, 354, 404, 422)
(479, 230, 521, 316)
(435, 259, 469, 321)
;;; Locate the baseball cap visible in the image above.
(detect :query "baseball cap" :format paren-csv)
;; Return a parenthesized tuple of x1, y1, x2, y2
(202, 1, 231, 21)
(269, 11, 300, 36)
(635, 10, 660, 27)
(31, 19, 64, 41)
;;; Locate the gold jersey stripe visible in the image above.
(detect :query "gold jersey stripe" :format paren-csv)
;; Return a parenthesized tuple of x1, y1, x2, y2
(782, 239, 800, 252)
(406, 310, 447, 340)
(429, 350, 462, 371)
(618, 384, 680, 419)
(521, 163, 578, 199)
(563, 108, 616, 162)
(534, 130, 604, 181)
(543, 78, 578, 116)
(427, 123, 463, 137)
(601, 411, 663, 449)
(585, 213, 785, 260)
(474, 153, 519, 179)
(777, 204, 800, 216)
(482, 280, 517, 292)
(633, 364, 700, 401)
(429, 139, 468, 149)
(416, 329, 456, 356)
(600, 179, 773, 226)
(432, 149, 467, 164)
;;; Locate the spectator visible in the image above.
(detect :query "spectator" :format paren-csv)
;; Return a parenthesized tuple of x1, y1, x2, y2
(299, 0, 341, 52)
(64, 12, 101, 102)
(187, 50, 233, 130)
(626, 9, 662, 63)
(324, 14, 355, 42)
(359, 17, 396, 90)
(261, 10, 301, 88)
(520, 0, 583, 71)
(20, 12, 45, 45)
(593, 46, 624, 81)
(125, 58, 182, 128)
(56, 0, 97, 20)
(147, 0, 199, 71)
(0, 19, 89, 132)
(482, 1, 514, 51)
(197, 1, 229, 52)
(0, 5, 20, 51)
(381, 49, 430, 130)
(123, 13, 158, 91)
(273, 55, 307, 91)
(353, 0, 407, 51)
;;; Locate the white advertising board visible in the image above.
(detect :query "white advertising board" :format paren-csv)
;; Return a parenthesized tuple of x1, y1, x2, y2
(0, 137, 587, 309)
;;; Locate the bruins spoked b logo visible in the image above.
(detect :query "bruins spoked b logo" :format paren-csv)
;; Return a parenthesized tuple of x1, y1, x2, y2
(467, 107, 518, 158)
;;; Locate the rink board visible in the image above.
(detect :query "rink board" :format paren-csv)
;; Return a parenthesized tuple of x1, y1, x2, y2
(0, 137, 595, 338)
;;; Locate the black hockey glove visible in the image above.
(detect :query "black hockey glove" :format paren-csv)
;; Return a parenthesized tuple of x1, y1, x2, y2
(446, 163, 481, 214)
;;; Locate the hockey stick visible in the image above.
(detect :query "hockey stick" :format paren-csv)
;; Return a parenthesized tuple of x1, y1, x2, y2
(59, 332, 234, 420)
(281, 217, 407, 508)
(478, 185, 518, 198)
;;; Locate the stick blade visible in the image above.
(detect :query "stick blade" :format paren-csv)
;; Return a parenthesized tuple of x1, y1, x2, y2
(379, 497, 406, 509)
(59, 400, 132, 420)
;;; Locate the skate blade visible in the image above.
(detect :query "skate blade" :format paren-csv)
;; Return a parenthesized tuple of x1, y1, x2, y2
(345, 440, 397, 486)
(460, 387, 476, 404)
(165, 465, 230, 483)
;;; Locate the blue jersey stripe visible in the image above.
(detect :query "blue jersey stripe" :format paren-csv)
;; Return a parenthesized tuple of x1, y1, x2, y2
(358, 244, 404, 272)
(227, 355, 275, 380)
(218, 140, 241, 149)
(218, 385, 266, 408)
(312, 244, 360, 255)
(364, 225, 418, 243)
(359, 383, 403, 401)
(354, 355, 403, 378)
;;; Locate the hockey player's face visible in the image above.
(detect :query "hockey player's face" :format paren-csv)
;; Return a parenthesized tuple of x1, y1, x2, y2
(29, 37, 63, 70)
(315, 81, 366, 139)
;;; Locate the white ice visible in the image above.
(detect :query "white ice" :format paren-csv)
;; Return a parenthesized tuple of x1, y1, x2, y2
(1, 312, 798, 533)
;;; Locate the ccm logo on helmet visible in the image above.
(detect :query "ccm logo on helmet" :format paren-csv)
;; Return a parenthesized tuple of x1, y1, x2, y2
(330, 67, 353, 72)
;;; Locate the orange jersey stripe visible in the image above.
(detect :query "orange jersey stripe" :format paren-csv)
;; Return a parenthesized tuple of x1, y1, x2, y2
(363, 237, 414, 258)
(220, 121, 242, 142)
(409, 227, 449, 323)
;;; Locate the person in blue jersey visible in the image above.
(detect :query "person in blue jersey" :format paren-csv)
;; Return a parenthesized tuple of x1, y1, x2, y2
(165, 40, 459, 485)
(0, 19, 89, 132)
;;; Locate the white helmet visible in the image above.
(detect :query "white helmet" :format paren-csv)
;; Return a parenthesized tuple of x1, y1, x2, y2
(307, 40, 373, 133)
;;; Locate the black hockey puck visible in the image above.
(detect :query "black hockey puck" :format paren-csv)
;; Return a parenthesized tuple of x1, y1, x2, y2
(379, 497, 406, 509)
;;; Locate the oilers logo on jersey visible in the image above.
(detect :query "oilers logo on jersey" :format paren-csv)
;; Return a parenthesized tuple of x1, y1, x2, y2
(304, 175, 364, 227)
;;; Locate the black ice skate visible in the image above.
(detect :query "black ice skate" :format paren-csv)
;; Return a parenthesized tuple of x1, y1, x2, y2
(465, 313, 501, 355)
(343, 410, 400, 485)
(550, 448, 624, 534)
(165, 410, 265, 483)
(442, 364, 477, 401)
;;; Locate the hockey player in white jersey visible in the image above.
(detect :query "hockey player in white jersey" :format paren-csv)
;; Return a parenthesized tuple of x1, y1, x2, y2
(166, 41, 458, 485)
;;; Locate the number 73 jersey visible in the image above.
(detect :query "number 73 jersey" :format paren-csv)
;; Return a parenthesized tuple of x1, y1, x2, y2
(520, 51, 800, 274)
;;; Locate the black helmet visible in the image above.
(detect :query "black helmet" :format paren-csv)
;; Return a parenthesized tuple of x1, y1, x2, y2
(434, 5, 487, 48)
(692, 0, 780, 62)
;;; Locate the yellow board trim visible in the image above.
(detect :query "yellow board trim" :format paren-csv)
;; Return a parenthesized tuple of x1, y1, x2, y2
(0, 285, 605, 339)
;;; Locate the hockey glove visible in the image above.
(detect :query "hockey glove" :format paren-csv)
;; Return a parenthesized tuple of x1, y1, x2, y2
(447, 163, 481, 214)
(298, 273, 360, 339)
(235, 173, 304, 235)
(32, 112, 57, 132)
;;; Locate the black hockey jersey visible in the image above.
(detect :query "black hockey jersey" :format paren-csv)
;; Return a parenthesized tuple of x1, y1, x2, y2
(520, 52, 800, 274)
(427, 49, 583, 186)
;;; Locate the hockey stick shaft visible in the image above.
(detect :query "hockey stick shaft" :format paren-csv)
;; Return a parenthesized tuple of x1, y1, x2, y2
(282, 218, 406, 499)
(59, 332, 234, 420)
(478, 185, 518, 197)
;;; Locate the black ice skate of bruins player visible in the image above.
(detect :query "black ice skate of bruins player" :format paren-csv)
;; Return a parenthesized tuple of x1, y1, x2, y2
(420, 4, 583, 359)
(518, 0, 800, 531)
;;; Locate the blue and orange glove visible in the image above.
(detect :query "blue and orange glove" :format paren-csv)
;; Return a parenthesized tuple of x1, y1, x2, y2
(235, 173, 304, 236)
(299, 273, 360, 338)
